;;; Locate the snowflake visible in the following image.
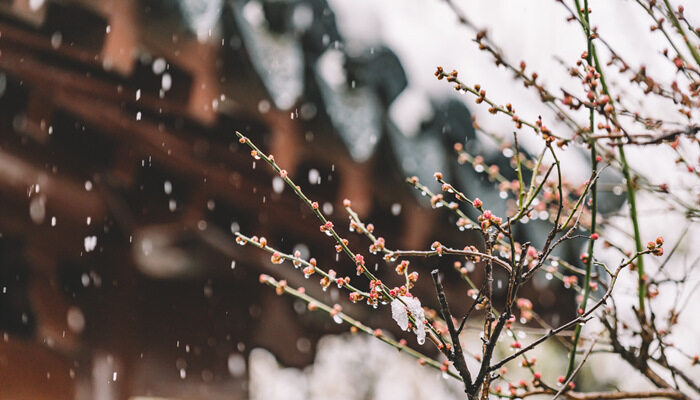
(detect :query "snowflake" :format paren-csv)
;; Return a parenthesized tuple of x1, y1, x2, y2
(391, 296, 426, 345)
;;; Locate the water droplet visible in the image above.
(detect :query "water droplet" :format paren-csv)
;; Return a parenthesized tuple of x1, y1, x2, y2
(322, 202, 333, 215)
(84, 181, 93, 191)
(66, 306, 85, 333)
(81, 273, 90, 287)
(227, 353, 246, 377)
(164, 180, 172, 194)
(545, 273, 553, 280)
(230, 261, 236, 269)
(136, 111, 142, 121)
(51, 216, 56, 226)
(29, 196, 46, 224)
(332, 315, 342, 324)
(135, 89, 141, 101)
(152, 58, 167, 74)
(84, 236, 97, 252)
(308, 169, 320, 184)
(257, 100, 271, 114)
(230, 222, 240, 233)
(50, 31, 62, 49)
(179, 368, 186, 379)
(29, 0, 45, 11)
(161, 73, 172, 92)
(272, 177, 284, 194)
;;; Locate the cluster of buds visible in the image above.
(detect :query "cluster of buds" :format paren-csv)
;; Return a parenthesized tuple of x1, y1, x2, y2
(557, 376, 576, 389)
(369, 237, 385, 254)
(354, 254, 366, 275)
(647, 236, 664, 256)
(335, 276, 350, 289)
(320, 269, 337, 291)
(563, 275, 579, 288)
(329, 304, 342, 318)
(456, 217, 472, 231)
(440, 360, 450, 372)
(407, 272, 419, 285)
(275, 280, 287, 296)
(497, 180, 519, 197)
(521, 357, 537, 368)
(430, 241, 444, 255)
(534, 116, 553, 141)
(463, 245, 481, 263)
(302, 258, 317, 278)
(292, 250, 303, 268)
(302, 265, 315, 278)
(348, 292, 364, 303)
(474, 85, 486, 104)
(270, 252, 284, 264)
(388, 285, 410, 297)
(478, 209, 502, 230)
(580, 252, 590, 264)
(395, 260, 409, 275)
(516, 298, 533, 322)
(335, 238, 349, 253)
(430, 193, 443, 208)
(367, 279, 384, 306)
(319, 221, 334, 235)
(434, 66, 459, 83)
(502, 315, 516, 330)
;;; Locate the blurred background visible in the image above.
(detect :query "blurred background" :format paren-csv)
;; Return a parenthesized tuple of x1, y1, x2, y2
(0, 0, 697, 399)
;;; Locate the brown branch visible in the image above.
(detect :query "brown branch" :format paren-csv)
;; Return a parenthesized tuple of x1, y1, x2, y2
(431, 269, 474, 396)
(511, 388, 687, 399)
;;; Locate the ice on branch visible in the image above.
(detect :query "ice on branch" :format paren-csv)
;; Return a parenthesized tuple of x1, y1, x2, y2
(391, 296, 426, 345)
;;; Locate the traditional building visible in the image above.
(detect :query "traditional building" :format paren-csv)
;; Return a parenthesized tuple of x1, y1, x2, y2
(0, 1, 587, 399)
